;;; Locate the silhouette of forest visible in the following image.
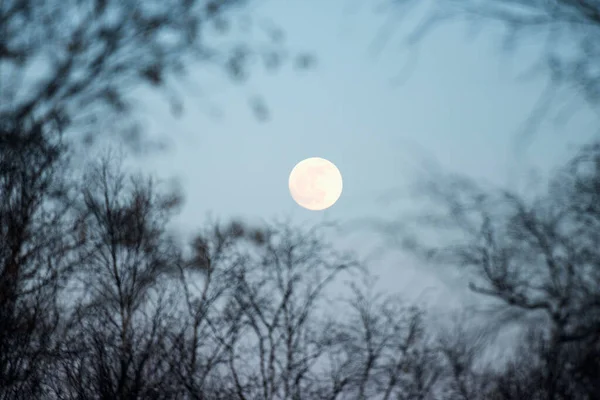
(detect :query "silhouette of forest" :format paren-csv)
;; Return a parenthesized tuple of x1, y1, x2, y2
(1, 0, 599, 399)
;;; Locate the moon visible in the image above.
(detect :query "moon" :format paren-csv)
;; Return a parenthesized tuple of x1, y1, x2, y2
(288, 157, 343, 211)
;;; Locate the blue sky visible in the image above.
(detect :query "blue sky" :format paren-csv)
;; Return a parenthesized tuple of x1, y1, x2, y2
(131, 0, 597, 310)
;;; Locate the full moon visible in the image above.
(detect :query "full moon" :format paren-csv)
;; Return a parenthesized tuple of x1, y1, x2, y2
(288, 157, 343, 211)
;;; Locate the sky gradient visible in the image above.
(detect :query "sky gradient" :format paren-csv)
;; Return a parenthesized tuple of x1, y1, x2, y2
(129, 0, 598, 312)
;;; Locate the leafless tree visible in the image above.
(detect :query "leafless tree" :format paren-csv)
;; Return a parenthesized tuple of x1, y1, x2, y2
(327, 280, 442, 400)
(0, 119, 81, 399)
(163, 220, 259, 399)
(1, 0, 313, 149)
(199, 222, 358, 400)
(50, 153, 186, 399)
(1, 132, 538, 399)
(433, 316, 494, 400)
(162, 218, 447, 400)
(380, 139, 600, 399)
(0, 137, 532, 399)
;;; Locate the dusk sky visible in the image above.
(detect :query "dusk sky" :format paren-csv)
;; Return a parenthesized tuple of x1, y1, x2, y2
(4, 1, 599, 396)
(128, 0, 597, 311)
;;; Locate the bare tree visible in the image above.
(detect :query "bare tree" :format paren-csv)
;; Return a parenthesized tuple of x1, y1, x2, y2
(0, 119, 80, 399)
(205, 222, 357, 400)
(0, 137, 472, 399)
(328, 280, 442, 400)
(163, 220, 258, 399)
(163, 219, 446, 400)
(380, 139, 600, 399)
(51, 153, 186, 399)
(1, 0, 313, 148)
(0, 132, 489, 399)
(434, 316, 494, 400)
